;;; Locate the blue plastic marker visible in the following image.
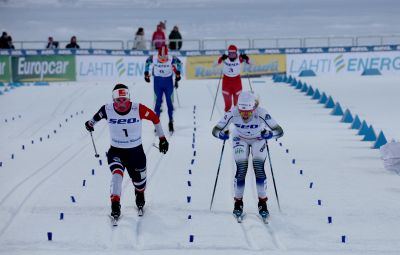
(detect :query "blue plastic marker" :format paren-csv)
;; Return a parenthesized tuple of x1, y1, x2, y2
(31, 140, 34, 144)
(193, 151, 196, 157)
(328, 216, 332, 224)
(292, 159, 296, 164)
(187, 196, 191, 203)
(191, 159, 194, 165)
(71, 196, 76, 203)
(22, 145, 25, 150)
(300, 170, 303, 175)
(11, 154, 14, 159)
(309, 182, 313, 188)
(188, 181, 191, 187)
(188, 169, 192, 175)
(60, 213, 64, 220)
(47, 232, 52, 241)
(83, 180, 86, 186)
(99, 160, 102, 166)
(92, 169, 95, 175)
(189, 235, 194, 242)
(341, 235, 346, 243)
(286, 149, 289, 153)
(318, 200, 322, 205)
(188, 215, 192, 219)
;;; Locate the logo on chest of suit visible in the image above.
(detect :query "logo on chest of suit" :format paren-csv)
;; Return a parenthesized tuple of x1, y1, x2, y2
(234, 124, 259, 129)
(109, 118, 138, 124)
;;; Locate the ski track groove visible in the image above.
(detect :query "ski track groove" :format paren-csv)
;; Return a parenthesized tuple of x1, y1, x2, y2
(0, 141, 87, 238)
(12, 86, 84, 139)
(0, 112, 107, 238)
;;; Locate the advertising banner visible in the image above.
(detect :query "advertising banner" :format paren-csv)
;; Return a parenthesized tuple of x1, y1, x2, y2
(76, 55, 187, 82)
(11, 55, 76, 82)
(0, 56, 11, 83)
(185, 54, 286, 79)
(287, 51, 400, 76)
(76, 56, 148, 82)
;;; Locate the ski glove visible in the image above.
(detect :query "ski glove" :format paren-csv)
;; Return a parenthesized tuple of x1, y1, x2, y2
(175, 71, 181, 82)
(85, 120, 94, 132)
(144, 71, 150, 83)
(261, 130, 273, 140)
(218, 130, 230, 141)
(221, 54, 228, 60)
(159, 137, 169, 154)
(174, 80, 179, 89)
(240, 54, 249, 61)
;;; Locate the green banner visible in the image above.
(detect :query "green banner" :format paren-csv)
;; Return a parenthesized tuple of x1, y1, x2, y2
(12, 55, 76, 82)
(0, 56, 11, 83)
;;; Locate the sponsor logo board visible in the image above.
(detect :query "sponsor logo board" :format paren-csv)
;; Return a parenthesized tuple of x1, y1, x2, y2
(287, 51, 400, 75)
(185, 54, 286, 79)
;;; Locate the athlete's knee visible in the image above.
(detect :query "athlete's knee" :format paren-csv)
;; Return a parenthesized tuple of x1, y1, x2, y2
(235, 160, 248, 181)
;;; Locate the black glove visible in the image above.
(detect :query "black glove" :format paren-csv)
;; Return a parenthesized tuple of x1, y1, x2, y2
(221, 54, 228, 60)
(85, 120, 94, 132)
(144, 71, 150, 83)
(240, 54, 249, 61)
(175, 71, 181, 82)
(159, 137, 169, 154)
(174, 79, 179, 89)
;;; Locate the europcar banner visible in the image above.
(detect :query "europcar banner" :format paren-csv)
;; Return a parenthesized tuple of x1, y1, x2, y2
(185, 54, 286, 79)
(287, 51, 400, 76)
(0, 56, 11, 82)
(12, 55, 75, 82)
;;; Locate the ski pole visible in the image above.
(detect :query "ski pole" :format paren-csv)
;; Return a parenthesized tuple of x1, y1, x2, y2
(210, 139, 226, 211)
(174, 80, 181, 108)
(266, 141, 281, 212)
(209, 71, 223, 121)
(247, 72, 253, 93)
(89, 131, 99, 158)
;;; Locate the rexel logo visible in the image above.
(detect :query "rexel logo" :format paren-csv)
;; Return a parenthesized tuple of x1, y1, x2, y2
(334, 54, 345, 73)
(115, 58, 126, 76)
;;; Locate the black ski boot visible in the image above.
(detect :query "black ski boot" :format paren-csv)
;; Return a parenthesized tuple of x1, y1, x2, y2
(258, 198, 269, 220)
(168, 121, 174, 133)
(111, 201, 121, 219)
(135, 190, 145, 209)
(233, 198, 243, 218)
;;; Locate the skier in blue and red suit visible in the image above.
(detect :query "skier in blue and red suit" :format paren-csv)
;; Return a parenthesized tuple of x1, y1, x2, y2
(144, 45, 182, 133)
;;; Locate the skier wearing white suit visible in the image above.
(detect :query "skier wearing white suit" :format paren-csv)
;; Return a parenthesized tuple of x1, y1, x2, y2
(212, 91, 283, 218)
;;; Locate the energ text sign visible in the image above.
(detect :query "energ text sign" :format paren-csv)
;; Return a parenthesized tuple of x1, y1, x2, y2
(287, 51, 400, 76)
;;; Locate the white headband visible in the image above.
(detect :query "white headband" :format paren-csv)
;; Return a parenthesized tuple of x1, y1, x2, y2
(112, 88, 130, 100)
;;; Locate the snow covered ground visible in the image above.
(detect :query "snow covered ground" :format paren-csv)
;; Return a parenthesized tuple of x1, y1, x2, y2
(0, 74, 400, 255)
(1, 0, 400, 254)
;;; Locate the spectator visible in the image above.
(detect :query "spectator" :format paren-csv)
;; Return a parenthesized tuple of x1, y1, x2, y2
(133, 27, 146, 50)
(158, 21, 166, 31)
(0, 32, 9, 49)
(66, 36, 80, 49)
(46, 36, 59, 49)
(168, 25, 182, 50)
(151, 25, 166, 50)
(7, 36, 15, 49)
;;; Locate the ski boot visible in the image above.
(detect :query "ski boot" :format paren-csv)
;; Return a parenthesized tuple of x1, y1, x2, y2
(110, 200, 121, 226)
(135, 190, 145, 216)
(233, 198, 244, 222)
(168, 121, 174, 134)
(258, 198, 270, 223)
